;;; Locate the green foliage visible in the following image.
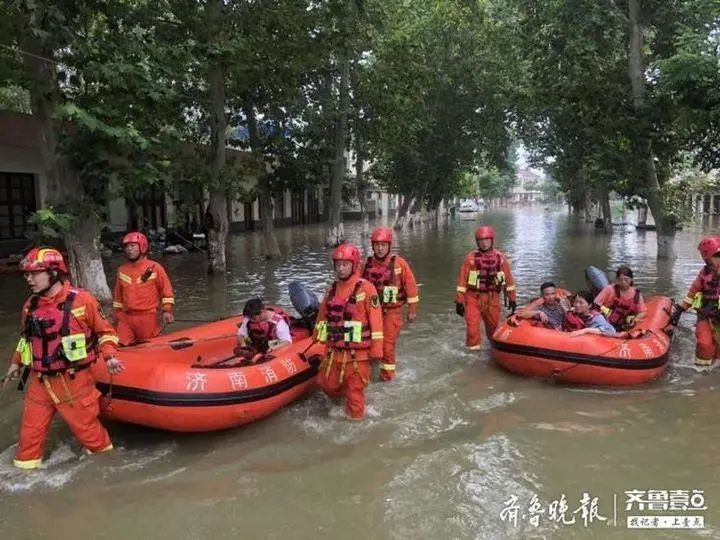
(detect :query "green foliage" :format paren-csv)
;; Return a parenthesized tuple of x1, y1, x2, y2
(476, 167, 516, 199)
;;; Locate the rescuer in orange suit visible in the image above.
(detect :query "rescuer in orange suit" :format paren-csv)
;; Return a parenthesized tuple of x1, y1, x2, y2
(112, 232, 175, 345)
(314, 243, 384, 420)
(455, 225, 517, 349)
(359, 226, 419, 381)
(2, 248, 124, 470)
(670, 237, 720, 366)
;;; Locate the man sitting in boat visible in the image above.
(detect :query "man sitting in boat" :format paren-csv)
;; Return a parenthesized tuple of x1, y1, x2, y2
(593, 265, 646, 331)
(566, 290, 618, 337)
(235, 298, 292, 360)
(516, 281, 569, 330)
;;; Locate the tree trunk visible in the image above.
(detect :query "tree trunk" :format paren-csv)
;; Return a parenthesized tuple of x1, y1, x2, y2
(246, 102, 281, 259)
(628, 0, 676, 258)
(260, 189, 281, 259)
(393, 195, 414, 230)
(356, 124, 369, 241)
(205, 0, 228, 273)
(599, 188, 612, 233)
(21, 19, 110, 300)
(637, 203, 648, 225)
(326, 57, 349, 247)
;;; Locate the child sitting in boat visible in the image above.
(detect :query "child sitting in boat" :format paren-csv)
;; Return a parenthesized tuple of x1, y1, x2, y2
(565, 290, 617, 337)
(234, 298, 293, 362)
(593, 265, 647, 330)
(516, 281, 570, 330)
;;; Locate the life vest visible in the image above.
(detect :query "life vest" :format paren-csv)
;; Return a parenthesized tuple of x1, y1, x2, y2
(362, 255, 405, 307)
(468, 250, 505, 293)
(246, 307, 291, 352)
(318, 280, 371, 349)
(563, 309, 601, 332)
(18, 289, 95, 373)
(602, 286, 641, 329)
(694, 266, 720, 320)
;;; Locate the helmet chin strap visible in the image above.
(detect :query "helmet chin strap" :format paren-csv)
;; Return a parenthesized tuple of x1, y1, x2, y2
(36, 271, 61, 296)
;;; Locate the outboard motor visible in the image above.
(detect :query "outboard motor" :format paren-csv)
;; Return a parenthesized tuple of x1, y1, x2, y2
(584, 265, 610, 297)
(289, 281, 320, 328)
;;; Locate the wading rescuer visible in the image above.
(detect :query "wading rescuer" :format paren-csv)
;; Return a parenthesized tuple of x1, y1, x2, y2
(359, 227, 419, 381)
(2, 248, 124, 469)
(455, 226, 517, 349)
(112, 232, 175, 345)
(314, 243, 384, 420)
(671, 237, 720, 366)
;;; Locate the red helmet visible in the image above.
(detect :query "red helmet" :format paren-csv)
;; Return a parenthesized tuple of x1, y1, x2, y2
(370, 227, 393, 245)
(19, 247, 68, 274)
(475, 225, 495, 241)
(332, 243, 361, 271)
(122, 232, 149, 254)
(698, 237, 720, 260)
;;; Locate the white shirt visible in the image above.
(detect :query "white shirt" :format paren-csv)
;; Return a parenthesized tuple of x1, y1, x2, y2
(237, 317, 292, 344)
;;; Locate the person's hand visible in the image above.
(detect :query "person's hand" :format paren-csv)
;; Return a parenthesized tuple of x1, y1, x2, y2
(569, 329, 586, 337)
(668, 305, 684, 326)
(407, 309, 417, 323)
(2, 364, 20, 389)
(536, 311, 549, 324)
(162, 311, 175, 325)
(508, 301, 517, 315)
(455, 302, 465, 317)
(106, 356, 124, 375)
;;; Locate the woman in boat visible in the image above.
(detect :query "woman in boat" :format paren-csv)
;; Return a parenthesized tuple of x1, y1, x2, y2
(593, 265, 647, 330)
(565, 290, 618, 337)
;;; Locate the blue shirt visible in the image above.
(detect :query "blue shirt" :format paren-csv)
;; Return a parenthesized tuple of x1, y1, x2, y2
(586, 314, 617, 336)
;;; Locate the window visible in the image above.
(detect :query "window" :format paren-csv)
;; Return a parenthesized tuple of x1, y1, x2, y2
(0, 173, 36, 240)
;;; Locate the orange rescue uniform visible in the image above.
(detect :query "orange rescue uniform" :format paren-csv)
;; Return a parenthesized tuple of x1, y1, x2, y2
(10, 282, 119, 469)
(314, 274, 384, 419)
(455, 249, 516, 348)
(112, 258, 174, 345)
(680, 267, 720, 364)
(359, 254, 419, 380)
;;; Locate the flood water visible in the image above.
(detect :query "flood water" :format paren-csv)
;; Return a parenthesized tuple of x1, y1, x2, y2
(1, 207, 720, 539)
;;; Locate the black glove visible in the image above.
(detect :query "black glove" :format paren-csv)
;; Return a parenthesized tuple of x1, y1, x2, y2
(455, 302, 465, 317)
(669, 305, 685, 326)
(508, 301, 517, 315)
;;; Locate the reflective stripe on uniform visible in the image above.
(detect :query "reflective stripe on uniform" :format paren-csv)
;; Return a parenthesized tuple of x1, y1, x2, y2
(97, 335, 119, 346)
(71, 306, 86, 318)
(112, 301, 124, 309)
(118, 272, 132, 284)
(456, 286, 467, 293)
(161, 297, 175, 305)
(371, 331, 384, 340)
(356, 292, 366, 301)
(506, 285, 516, 291)
(380, 363, 396, 371)
(14, 458, 42, 469)
(683, 296, 694, 306)
(407, 296, 419, 304)
(394, 267, 402, 274)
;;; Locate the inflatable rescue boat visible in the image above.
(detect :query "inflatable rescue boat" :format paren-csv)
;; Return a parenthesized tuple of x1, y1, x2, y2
(490, 294, 674, 386)
(92, 282, 324, 432)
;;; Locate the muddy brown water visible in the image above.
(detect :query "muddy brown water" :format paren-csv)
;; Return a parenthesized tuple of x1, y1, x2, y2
(1, 208, 719, 539)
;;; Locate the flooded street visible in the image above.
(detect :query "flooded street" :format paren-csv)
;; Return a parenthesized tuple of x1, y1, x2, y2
(1, 208, 720, 539)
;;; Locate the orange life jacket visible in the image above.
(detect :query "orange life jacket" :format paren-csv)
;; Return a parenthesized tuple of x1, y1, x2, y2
(246, 307, 290, 352)
(605, 286, 641, 329)
(23, 290, 95, 373)
(325, 280, 371, 349)
(362, 255, 405, 307)
(697, 266, 720, 320)
(470, 249, 503, 292)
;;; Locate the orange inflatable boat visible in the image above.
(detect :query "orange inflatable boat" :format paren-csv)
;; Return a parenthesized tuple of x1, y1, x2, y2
(490, 295, 674, 385)
(91, 315, 323, 432)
